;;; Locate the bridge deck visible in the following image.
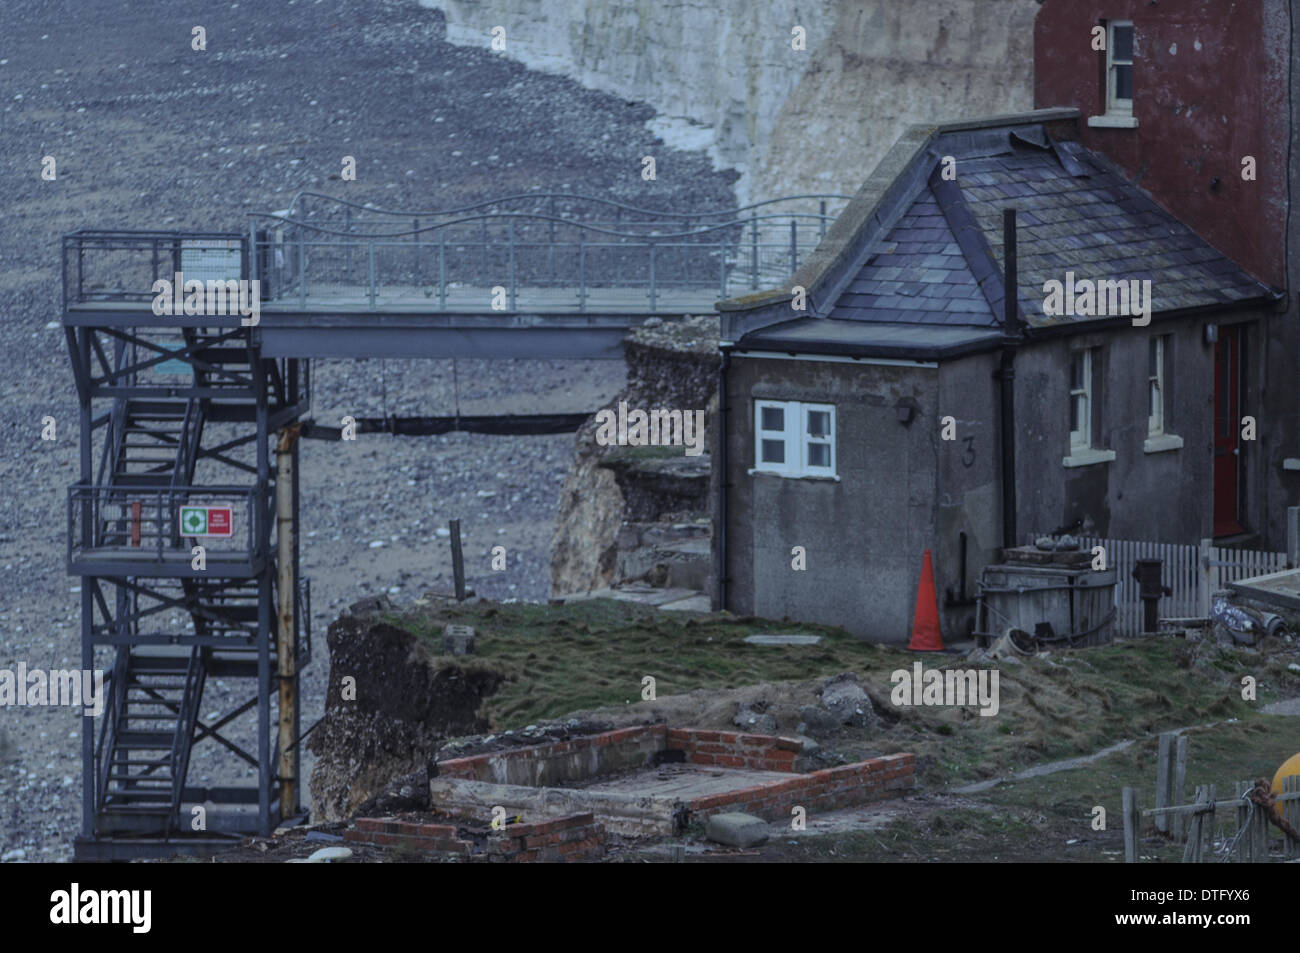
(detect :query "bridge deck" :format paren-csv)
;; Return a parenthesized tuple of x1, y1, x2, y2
(66, 285, 720, 359)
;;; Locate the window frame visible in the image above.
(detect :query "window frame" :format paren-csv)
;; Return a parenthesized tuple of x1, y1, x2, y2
(1106, 20, 1135, 116)
(752, 399, 838, 479)
(1147, 335, 1166, 437)
(1069, 348, 1093, 451)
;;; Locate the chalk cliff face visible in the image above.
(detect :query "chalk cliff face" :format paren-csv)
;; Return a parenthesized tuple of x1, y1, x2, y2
(420, 0, 1040, 203)
(549, 317, 719, 595)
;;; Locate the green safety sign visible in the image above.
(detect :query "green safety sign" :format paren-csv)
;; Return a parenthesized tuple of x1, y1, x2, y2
(179, 505, 232, 537)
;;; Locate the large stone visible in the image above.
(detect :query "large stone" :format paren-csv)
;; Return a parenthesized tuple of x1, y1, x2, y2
(304, 847, 353, 863)
(705, 813, 770, 848)
(797, 705, 842, 738)
(820, 672, 877, 729)
(733, 705, 777, 734)
(443, 624, 476, 655)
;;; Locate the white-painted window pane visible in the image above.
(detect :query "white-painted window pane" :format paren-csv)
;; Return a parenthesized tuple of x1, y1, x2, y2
(807, 409, 830, 439)
(761, 406, 784, 432)
(761, 439, 785, 464)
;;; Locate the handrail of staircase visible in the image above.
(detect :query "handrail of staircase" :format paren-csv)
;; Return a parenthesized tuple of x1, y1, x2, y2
(95, 647, 130, 815)
(169, 648, 205, 821)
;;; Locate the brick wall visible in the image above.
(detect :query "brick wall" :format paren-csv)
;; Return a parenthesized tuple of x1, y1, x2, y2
(687, 753, 915, 823)
(484, 812, 606, 863)
(344, 813, 606, 863)
(437, 725, 667, 785)
(667, 728, 801, 772)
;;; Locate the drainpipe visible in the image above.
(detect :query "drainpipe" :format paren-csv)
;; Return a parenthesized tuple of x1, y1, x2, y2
(999, 209, 1022, 552)
(716, 348, 730, 611)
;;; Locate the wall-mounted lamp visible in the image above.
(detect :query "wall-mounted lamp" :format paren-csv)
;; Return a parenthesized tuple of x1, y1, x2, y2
(1204, 323, 1218, 346)
(896, 402, 915, 426)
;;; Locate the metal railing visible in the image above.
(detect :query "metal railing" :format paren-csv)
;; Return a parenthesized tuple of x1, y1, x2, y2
(61, 193, 849, 315)
(250, 192, 847, 313)
(63, 230, 248, 309)
(68, 484, 265, 565)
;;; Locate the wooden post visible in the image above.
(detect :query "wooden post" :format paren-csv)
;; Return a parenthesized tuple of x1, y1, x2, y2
(1155, 732, 1174, 834)
(1123, 787, 1139, 863)
(1182, 785, 1207, 863)
(130, 500, 142, 547)
(1198, 539, 1214, 617)
(1252, 784, 1269, 862)
(1288, 506, 1300, 569)
(1173, 735, 1188, 843)
(1205, 783, 1217, 860)
(1286, 776, 1299, 860)
(449, 518, 466, 601)
(275, 425, 300, 816)
(1235, 781, 1250, 862)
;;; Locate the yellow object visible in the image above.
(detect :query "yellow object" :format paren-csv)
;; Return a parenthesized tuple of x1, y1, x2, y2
(1272, 752, 1300, 795)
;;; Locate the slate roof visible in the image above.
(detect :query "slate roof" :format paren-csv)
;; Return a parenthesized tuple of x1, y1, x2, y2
(738, 123, 1275, 358)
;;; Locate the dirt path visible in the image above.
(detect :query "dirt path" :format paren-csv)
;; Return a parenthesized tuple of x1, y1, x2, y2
(951, 712, 1278, 794)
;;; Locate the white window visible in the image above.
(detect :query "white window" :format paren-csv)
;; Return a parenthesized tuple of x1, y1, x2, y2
(1106, 21, 1134, 115)
(1088, 20, 1138, 128)
(1147, 335, 1166, 436)
(1069, 348, 1093, 451)
(1143, 334, 1183, 454)
(753, 400, 836, 478)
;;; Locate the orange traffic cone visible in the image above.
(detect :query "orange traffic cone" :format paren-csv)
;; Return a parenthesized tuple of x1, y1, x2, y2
(908, 549, 944, 651)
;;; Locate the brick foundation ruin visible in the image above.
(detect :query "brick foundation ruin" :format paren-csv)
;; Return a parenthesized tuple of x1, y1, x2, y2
(345, 725, 914, 861)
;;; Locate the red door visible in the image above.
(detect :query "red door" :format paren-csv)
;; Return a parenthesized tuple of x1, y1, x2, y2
(1213, 326, 1243, 537)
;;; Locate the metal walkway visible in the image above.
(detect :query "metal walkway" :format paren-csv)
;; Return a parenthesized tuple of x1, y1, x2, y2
(61, 190, 844, 859)
(65, 191, 844, 358)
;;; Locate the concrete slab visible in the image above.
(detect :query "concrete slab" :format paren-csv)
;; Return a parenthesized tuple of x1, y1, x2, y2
(579, 763, 792, 800)
(568, 586, 707, 609)
(743, 633, 822, 645)
(660, 594, 711, 612)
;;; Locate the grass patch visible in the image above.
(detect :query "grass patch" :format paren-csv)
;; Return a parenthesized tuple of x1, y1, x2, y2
(387, 598, 880, 725)
(383, 599, 1300, 797)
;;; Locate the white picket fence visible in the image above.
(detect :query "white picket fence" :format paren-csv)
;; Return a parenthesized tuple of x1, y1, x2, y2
(1022, 534, 1288, 636)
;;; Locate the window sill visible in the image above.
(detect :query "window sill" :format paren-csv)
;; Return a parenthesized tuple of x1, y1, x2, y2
(748, 467, 840, 482)
(1087, 113, 1138, 129)
(1143, 433, 1184, 454)
(1063, 448, 1116, 468)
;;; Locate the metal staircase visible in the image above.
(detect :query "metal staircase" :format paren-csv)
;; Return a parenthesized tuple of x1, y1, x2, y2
(65, 231, 311, 859)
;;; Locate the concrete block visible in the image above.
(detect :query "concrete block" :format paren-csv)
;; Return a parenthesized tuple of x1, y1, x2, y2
(705, 813, 770, 848)
(443, 624, 476, 655)
(743, 633, 822, 645)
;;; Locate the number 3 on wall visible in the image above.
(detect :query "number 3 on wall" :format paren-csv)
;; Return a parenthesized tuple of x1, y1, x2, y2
(961, 435, 975, 468)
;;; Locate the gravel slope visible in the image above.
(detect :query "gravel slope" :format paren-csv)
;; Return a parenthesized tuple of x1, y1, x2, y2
(0, 0, 736, 860)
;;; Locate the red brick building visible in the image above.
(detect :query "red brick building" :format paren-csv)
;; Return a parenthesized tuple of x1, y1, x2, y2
(1035, 0, 1298, 546)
